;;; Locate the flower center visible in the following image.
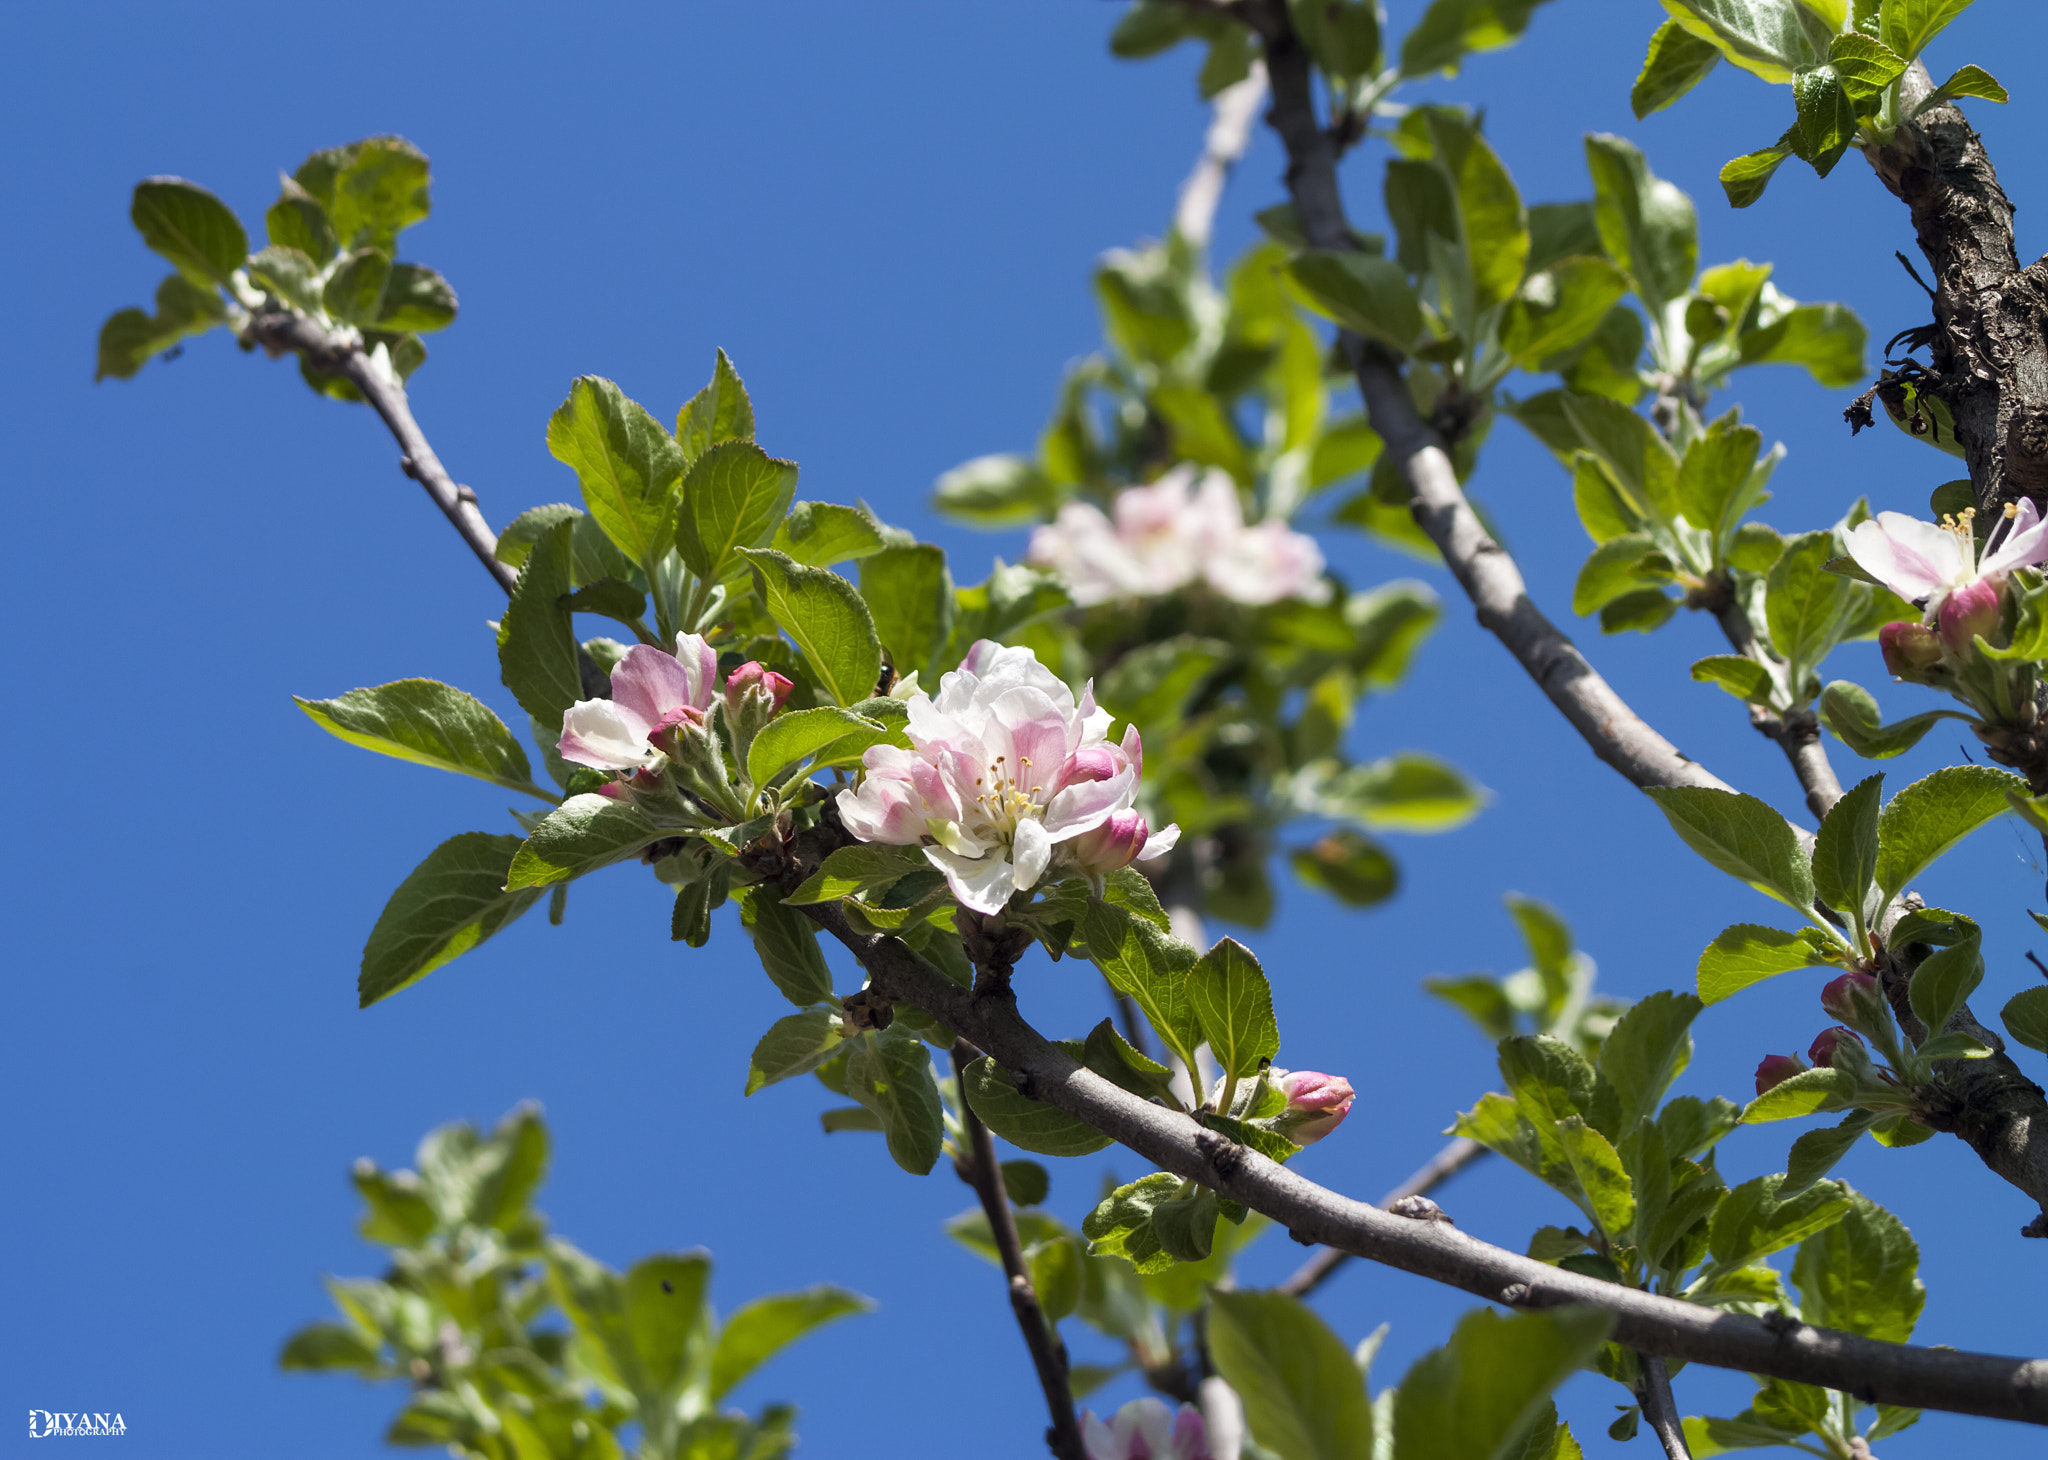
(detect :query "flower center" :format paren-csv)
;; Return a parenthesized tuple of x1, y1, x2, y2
(973, 755, 1044, 836)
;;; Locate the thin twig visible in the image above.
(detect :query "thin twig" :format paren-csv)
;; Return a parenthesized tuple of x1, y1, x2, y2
(1636, 1353, 1693, 1460)
(950, 1041, 1085, 1460)
(1277, 1136, 1487, 1298)
(243, 310, 517, 596)
(1174, 62, 1268, 250)
(810, 907, 2048, 1427)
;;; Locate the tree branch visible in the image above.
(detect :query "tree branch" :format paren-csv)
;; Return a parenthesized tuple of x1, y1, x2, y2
(1174, 63, 1268, 250)
(950, 1041, 1085, 1460)
(810, 907, 2048, 1427)
(1276, 1136, 1487, 1299)
(1636, 1353, 1693, 1460)
(243, 310, 518, 596)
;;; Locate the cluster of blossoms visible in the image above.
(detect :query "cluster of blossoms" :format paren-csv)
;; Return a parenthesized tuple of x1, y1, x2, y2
(1081, 1398, 1210, 1460)
(1754, 970, 1892, 1094)
(1027, 464, 1329, 608)
(1847, 500, 2048, 687)
(838, 640, 1179, 915)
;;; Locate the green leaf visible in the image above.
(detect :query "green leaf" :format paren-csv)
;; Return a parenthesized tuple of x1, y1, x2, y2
(1428, 112, 1528, 312)
(1189, 938, 1281, 1080)
(1080, 900, 1199, 1067)
(1286, 251, 1422, 351)
(675, 348, 755, 466)
(1598, 989, 1702, 1128)
(1572, 534, 1668, 616)
(708, 1286, 871, 1401)
(547, 376, 688, 570)
(359, 833, 543, 1006)
(772, 501, 888, 566)
(1690, 655, 1775, 703)
(1556, 1117, 1635, 1235)
(1400, 0, 1558, 77)
(1720, 142, 1794, 208)
(1306, 752, 1487, 832)
(1501, 257, 1632, 368)
(737, 549, 883, 707)
(506, 794, 663, 890)
(1782, 1113, 1874, 1195)
(265, 177, 336, 263)
(1080, 1017, 1181, 1103)
(279, 1322, 382, 1372)
(1812, 772, 1883, 921)
(1584, 134, 1696, 313)
(860, 544, 954, 679)
(1792, 64, 1857, 175)
(1923, 61, 2007, 106)
(1098, 636, 1228, 732)
(1290, 0, 1383, 78)
(931, 454, 1060, 527)
(1290, 830, 1398, 908)
(1741, 1067, 1860, 1123)
(1002, 1160, 1052, 1207)
(1708, 1174, 1851, 1269)
(1644, 786, 1815, 913)
(296, 679, 543, 797)
(376, 263, 458, 332)
(736, 885, 836, 1007)
(1697, 923, 1845, 1003)
(130, 177, 247, 286)
(820, 1106, 882, 1135)
(1208, 1290, 1375, 1460)
(1633, 18, 1723, 116)
(747, 706, 887, 789)
(2000, 986, 2048, 1053)
(1881, 0, 1977, 61)
(675, 441, 800, 583)
(1907, 924, 1983, 1035)
(1678, 414, 1765, 542)
(1561, 392, 1680, 522)
(1081, 1172, 1184, 1274)
(1029, 1236, 1084, 1322)
(961, 1055, 1114, 1157)
(1874, 765, 2025, 905)
(622, 1251, 714, 1401)
(785, 841, 928, 907)
(1791, 1189, 1923, 1341)
(1661, 0, 1826, 83)
(1599, 588, 1677, 634)
(745, 1008, 844, 1095)
(94, 273, 227, 381)
(844, 1025, 943, 1175)
(1828, 31, 1909, 99)
(293, 136, 430, 253)
(320, 247, 392, 326)
(1739, 301, 1868, 388)
(1392, 1306, 1613, 1460)
(1819, 680, 1966, 759)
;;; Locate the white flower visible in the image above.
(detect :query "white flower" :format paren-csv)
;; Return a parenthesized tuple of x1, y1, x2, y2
(835, 641, 1178, 915)
(1027, 464, 1328, 608)
(1843, 500, 2048, 608)
(1081, 1398, 1210, 1460)
(557, 633, 721, 771)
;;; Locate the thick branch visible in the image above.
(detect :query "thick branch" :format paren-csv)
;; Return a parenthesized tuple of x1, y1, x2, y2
(815, 909, 2048, 1427)
(1277, 1136, 1487, 1299)
(243, 310, 518, 596)
(1636, 1353, 1693, 1460)
(951, 1042, 1084, 1460)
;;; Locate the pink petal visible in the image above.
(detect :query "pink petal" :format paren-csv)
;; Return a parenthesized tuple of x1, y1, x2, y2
(1984, 498, 2048, 575)
(611, 645, 700, 729)
(1044, 764, 1136, 837)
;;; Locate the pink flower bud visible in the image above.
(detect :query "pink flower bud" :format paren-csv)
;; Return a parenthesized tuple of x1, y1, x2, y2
(1755, 1054, 1806, 1095)
(1080, 1398, 1210, 1460)
(1808, 1026, 1864, 1068)
(1939, 574, 2004, 655)
(647, 702, 709, 756)
(726, 660, 794, 712)
(1820, 969, 1888, 1039)
(1068, 809, 1152, 876)
(1273, 1069, 1355, 1146)
(1878, 620, 1945, 678)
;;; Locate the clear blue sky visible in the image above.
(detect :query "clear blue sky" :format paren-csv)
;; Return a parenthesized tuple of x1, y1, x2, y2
(6, 3, 2046, 1457)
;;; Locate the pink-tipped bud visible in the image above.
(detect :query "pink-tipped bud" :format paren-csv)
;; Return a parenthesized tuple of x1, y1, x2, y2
(1055, 744, 1123, 790)
(1273, 1069, 1355, 1146)
(1808, 1026, 1864, 1068)
(1939, 575, 2003, 655)
(1068, 809, 1151, 876)
(725, 660, 794, 713)
(1755, 1054, 1806, 1095)
(1879, 620, 1945, 679)
(1820, 969, 1888, 1039)
(647, 702, 709, 755)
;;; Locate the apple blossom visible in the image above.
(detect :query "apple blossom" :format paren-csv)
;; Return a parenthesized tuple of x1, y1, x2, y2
(1843, 501, 2048, 611)
(1027, 463, 1328, 608)
(1272, 1068, 1355, 1145)
(1080, 1398, 1210, 1460)
(835, 640, 1180, 915)
(558, 634, 721, 771)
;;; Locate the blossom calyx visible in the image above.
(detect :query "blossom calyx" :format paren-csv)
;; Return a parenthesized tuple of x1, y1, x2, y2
(1271, 1068, 1355, 1146)
(1080, 1399, 1210, 1460)
(1820, 970, 1889, 1039)
(1755, 1054, 1806, 1094)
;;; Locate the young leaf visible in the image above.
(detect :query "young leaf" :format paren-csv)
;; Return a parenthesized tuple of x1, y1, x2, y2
(500, 524, 592, 731)
(2000, 986, 2048, 1053)
(1921, 62, 2007, 107)
(1811, 773, 1883, 921)
(359, 833, 545, 1007)
(1556, 1116, 1635, 1236)
(1632, 18, 1722, 117)
(1661, 0, 1824, 83)
(131, 177, 248, 287)
(1791, 1189, 1924, 1342)
(1707, 1175, 1851, 1270)
(674, 440, 799, 583)
(1908, 928, 1983, 1035)
(547, 376, 687, 570)
(376, 263, 458, 332)
(1697, 923, 1845, 1003)
(1584, 134, 1697, 313)
(1561, 392, 1680, 522)
(961, 1056, 1114, 1157)
(1188, 938, 1281, 1080)
(675, 348, 755, 466)
(1690, 655, 1775, 703)
(1828, 32, 1908, 100)
(1081, 1172, 1184, 1274)
(707, 1287, 871, 1402)
(1740, 1068, 1859, 1124)
(1792, 64, 1857, 175)
(1500, 257, 1632, 368)
(1720, 143, 1793, 208)
(1819, 680, 1967, 759)
(860, 544, 955, 680)
(1782, 1114, 1875, 1196)
(1080, 901, 1200, 1068)
(1398, 0, 1559, 77)
(1644, 786, 1815, 914)
(736, 549, 884, 707)
(95, 274, 227, 381)
(843, 1026, 944, 1176)
(735, 885, 836, 1007)
(506, 794, 663, 890)
(744, 1008, 844, 1094)
(746, 706, 887, 789)
(1391, 1306, 1613, 1460)
(785, 842, 929, 907)
(1285, 251, 1423, 351)
(772, 501, 887, 566)
(1427, 112, 1528, 313)
(296, 679, 546, 798)
(1208, 1290, 1375, 1460)
(1765, 530, 1857, 679)
(1881, 0, 1978, 61)
(1874, 765, 2026, 905)
(1598, 990, 1702, 1128)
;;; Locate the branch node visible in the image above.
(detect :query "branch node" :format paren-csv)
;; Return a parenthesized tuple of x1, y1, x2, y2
(399, 454, 421, 481)
(1387, 1194, 1451, 1224)
(1498, 1283, 1531, 1307)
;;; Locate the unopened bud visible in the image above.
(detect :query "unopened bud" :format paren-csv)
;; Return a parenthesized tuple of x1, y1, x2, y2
(1068, 809, 1151, 877)
(1938, 575, 2003, 655)
(1755, 1053, 1806, 1095)
(1820, 969, 1889, 1039)
(1879, 620, 1945, 680)
(1272, 1069, 1354, 1145)
(721, 662, 793, 771)
(1808, 1026, 1865, 1069)
(725, 660, 794, 714)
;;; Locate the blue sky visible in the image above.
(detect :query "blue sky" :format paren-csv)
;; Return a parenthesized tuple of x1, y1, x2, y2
(5, 3, 2046, 1457)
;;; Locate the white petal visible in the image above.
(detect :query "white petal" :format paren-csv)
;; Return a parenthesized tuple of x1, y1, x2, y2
(1137, 823, 1181, 862)
(1011, 818, 1053, 891)
(1984, 498, 2048, 575)
(1845, 512, 1964, 600)
(923, 846, 1018, 916)
(558, 700, 653, 770)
